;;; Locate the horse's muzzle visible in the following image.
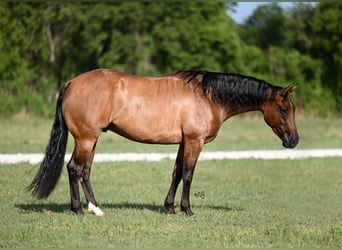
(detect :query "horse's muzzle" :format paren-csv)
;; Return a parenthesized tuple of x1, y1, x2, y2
(282, 132, 299, 148)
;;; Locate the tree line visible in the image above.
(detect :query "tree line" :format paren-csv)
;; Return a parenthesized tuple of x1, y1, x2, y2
(0, 2, 341, 117)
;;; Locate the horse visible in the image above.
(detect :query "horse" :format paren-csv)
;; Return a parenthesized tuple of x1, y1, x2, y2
(28, 69, 299, 216)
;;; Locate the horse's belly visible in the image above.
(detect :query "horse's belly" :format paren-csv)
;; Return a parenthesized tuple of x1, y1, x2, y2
(109, 114, 183, 144)
(110, 124, 182, 144)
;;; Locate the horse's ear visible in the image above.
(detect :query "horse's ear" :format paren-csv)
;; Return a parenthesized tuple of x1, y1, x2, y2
(280, 85, 296, 99)
(287, 85, 297, 93)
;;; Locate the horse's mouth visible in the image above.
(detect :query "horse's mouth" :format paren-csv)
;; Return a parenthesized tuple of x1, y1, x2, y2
(281, 132, 299, 148)
(272, 127, 299, 149)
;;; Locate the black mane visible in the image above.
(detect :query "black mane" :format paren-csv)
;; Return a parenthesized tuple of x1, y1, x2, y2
(176, 70, 280, 108)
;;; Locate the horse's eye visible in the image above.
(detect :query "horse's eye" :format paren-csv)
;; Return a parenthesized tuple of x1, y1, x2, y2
(279, 106, 288, 117)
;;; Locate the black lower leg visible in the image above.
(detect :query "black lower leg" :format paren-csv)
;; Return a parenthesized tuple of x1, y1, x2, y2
(80, 167, 97, 206)
(164, 144, 184, 214)
(67, 160, 83, 214)
(180, 167, 194, 216)
(164, 164, 183, 214)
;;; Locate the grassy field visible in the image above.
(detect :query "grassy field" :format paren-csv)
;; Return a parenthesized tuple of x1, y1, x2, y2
(1, 116, 342, 247)
(1, 159, 342, 247)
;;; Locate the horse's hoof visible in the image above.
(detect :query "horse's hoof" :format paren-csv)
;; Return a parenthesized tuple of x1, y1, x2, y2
(181, 206, 194, 216)
(164, 203, 176, 215)
(165, 207, 176, 215)
(71, 208, 84, 215)
(185, 211, 194, 216)
(88, 202, 104, 216)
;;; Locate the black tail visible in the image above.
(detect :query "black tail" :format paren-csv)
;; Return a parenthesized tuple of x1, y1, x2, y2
(28, 83, 70, 199)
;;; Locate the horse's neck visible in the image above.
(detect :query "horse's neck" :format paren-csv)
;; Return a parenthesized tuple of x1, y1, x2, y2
(222, 84, 274, 119)
(224, 104, 262, 119)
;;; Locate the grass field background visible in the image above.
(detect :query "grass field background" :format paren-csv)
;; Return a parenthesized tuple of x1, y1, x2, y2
(1, 116, 342, 247)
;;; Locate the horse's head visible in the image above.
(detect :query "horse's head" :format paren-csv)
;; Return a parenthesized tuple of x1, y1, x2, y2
(262, 86, 299, 148)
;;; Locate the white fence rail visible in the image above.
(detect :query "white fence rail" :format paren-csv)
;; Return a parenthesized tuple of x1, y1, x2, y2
(1, 149, 342, 164)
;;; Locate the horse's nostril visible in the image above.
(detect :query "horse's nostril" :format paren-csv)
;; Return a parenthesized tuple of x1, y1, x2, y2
(282, 132, 299, 148)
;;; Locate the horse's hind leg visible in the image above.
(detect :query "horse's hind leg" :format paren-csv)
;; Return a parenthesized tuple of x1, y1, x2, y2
(80, 147, 104, 216)
(67, 138, 103, 215)
(67, 155, 84, 215)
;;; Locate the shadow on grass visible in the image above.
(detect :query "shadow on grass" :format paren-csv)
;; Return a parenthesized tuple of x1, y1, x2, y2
(198, 204, 244, 212)
(15, 202, 166, 214)
(102, 202, 165, 213)
(101, 202, 243, 215)
(102, 202, 243, 213)
(15, 202, 242, 214)
(15, 203, 70, 214)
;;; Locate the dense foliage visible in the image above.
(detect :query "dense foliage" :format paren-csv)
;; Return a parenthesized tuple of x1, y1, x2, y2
(0, 2, 341, 117)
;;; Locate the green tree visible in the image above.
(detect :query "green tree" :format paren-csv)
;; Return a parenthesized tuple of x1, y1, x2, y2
(312, 2, 342, 111)
(240, 2, 316, 52)
(266, 46, 332, 115)
(0, 3, 52, 116)
(147, 2, 243, 74)
(242, 3, 286, 49)
(285, 3, 316, 54)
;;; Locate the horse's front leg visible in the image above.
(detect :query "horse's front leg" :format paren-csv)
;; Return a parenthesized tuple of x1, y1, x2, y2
(180, 139, 203, 216)
(164, 143, 184, 214)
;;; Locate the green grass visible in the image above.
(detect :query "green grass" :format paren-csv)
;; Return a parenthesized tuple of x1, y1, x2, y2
(1, 115, 342, 153)
(1, 158, 342, 247)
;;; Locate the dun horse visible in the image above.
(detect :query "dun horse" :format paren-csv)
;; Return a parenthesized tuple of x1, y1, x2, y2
(29, 69, 299, 216)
